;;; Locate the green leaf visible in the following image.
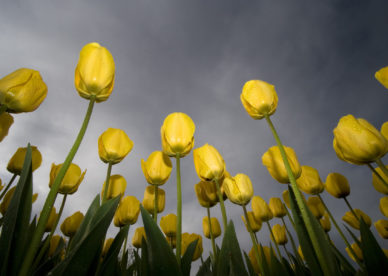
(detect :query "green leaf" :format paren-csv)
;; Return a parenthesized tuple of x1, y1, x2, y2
(196, 256, 212, 276)
(140, 237, 149, 276)
(0, 144, 33, 275)
(259, 244, 270, 276)
(243, 251, 257, 276)
(140, 205, 181, 276)
(269, 250, 290, 276)
(181, 239, 198, 276)
(32, 237, 66, 276)
(329, 242, 356, 276)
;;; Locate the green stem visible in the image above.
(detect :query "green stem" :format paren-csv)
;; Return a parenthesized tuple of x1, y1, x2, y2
(215, 179, 228, 230)
(375, 158, 388, 178)
(0, 174, 17, 201)
(0, 104, 7, 115)
(282, 245, 292, 263)
(175, 155, 182, 266)
(207, 207, 217, 262)
(281, 217, 298, 257)
(285, 207, 295, 228)
(266, 221, 282, 258)
(343, 197, 359, 221)
(367, 163, 388, 190)
(20, 97, 96, 276)
(153, 185, 158, 223)
(102, 162, 113, 203)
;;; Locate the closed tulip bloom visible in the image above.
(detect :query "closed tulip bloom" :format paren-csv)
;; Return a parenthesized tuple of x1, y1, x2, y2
(202, 217, 221, 239)
(262, 145, 302, 184)
(98, 128, 133, 165)
(193, 144, 225, 182)
(49, 163, 86, 195)
(320, 212, 331, 232)
(0, 68, 47, 113)
(141, 151, 172, 185)
(251, 196, 273, 222)
(0, 112, 13, 142)
(269, 197, 287, 218)
(346, 243, 363, 262)
(272, 224, 288, 245)
(75, 42, 115, 102)
(381, 122, 388, 140)
(102, 238, 114, 258)
(325, 172, 350, 198)
(375, 219, 388, 239)
(160, 112, 195, 157)
(45, 207, 58, 232)
(48, 235, 63, 257)
(142, 186, 165, 214)
(181, 233, 203, 261)
(223, 173, 254, 206)
(333, 115, 388, 165)
(372, 165, 388, 194)
(132, 227, 146, 249)
(0, 187, 16, 215)
(194, 181, 217, 208)
(202, 180, 218, 203)
(113, 196, 140, 227)
(282, 190, 291, 209)
(7, 146, 42, 175)
(307, 196, 325, 219)
(241, 211, 262, 232)
(342, 209, 372, 230)
(240, 80, 278, 120)
(160, 213, 177, 237)
(296, 166, 324, 195)
(380, 197, 388, 218)
(248, 246, 260, 274)
(375, 66, 388, 89)
(60, 211, 84, 237)
(101, 174, 127, 200)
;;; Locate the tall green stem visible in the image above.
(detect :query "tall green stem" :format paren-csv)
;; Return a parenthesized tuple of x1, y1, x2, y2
(20, 97, 96, 276)
(214, 179, 227, 230)
(0, 174, 17, 201)
(367, 163, 388, 190)
(266, 221, 282, 258)
(102, 162, 113, 203)
(0, 104, 7, 116)
(281, 217, 298, 257)
(282, 245, 292, 263)
(343, 197, 358, 220)
(376, 158, 388, 178)
(285, 207, 295, 228)
(153, 185, 158, 222)
(175, 155, 182, 266)
(207, 207, 217, 262)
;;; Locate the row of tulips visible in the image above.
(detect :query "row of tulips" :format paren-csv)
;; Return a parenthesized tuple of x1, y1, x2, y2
(0, 41, 387, 276)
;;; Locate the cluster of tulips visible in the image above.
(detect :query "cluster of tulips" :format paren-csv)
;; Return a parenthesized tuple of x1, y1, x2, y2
(0, 41, 388, 276)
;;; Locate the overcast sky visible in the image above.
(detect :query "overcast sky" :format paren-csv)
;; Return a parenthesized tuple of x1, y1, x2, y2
(1, 0, 388, 271)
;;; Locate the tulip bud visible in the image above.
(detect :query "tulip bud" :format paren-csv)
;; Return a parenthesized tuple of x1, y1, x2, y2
(113, 196, 140, 227)
(141, 151, 172, 185)
(132, 227, 146, 249)
(48, 235, 63, 257)
(282, 190, 291, 209)
(101, 174, 127, 200)
(372, 165, 388, 195)
(269, 197, 287, 218)
(240, 80, 278, 119)
(241, 211, 262, 233)
(251, 196, 273, 222)
(160, 213, 177, 237)
(346, 243, 363, 262)
(98, 128, 133, 165)
(375, 219, 388, 239)
(49, 163, 86, 195)
(102, 238, 114, 258)
(375, 66, 388, 89)
(45, 207, 58, 232)
(380, 197, 388, 218)
(202, 180, 218, 203)
(202, 217, 221, 239)
(306, 196, 325, 219)
(272, 224, 288, 245)
(324, 172, 350, 198)
(60, 211, 84, 237)
(194, 181, 217, 208)
(296, 166, 324, 195)
(333, 115, 388, 165)
(248, 246, 260, 274)
(320, 212, 331, 232)
(342, 209, 371, 230)
(193, 144, 225, 182)
(160, 112, 195, 157)
(75, 42, 115, 102)
(0, 68, 47, 113)
(223, 173, 254, 206)
(142, 186, 165, 214)
(262, 145, 302, 184)
(7, 146, 42, 175)
(381, 121, 388, 140)
(0, 187, 16, 215)
(181, 233, 203, 261)
(0, 112, 13, 142)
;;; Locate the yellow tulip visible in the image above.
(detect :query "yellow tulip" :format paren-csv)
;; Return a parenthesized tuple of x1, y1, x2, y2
(202, 217, 221, 239)
(48, 235, 63, 257)
(194, 181, 217, 208)
(193, 144, 225, 182)
(375, 219, 388, 239)
(49, 163, 86, 195)
(160, 213, 177, 237)
(181, 233, 203, 261)
(45, 207, 58, 232)
(0, 112, 13, 142)
(32, 193, 38, 203)
(268, 197, 286, 218)
(372, 165, 388, 195)
(320, 212, 331, 232)
(306, 196, 325, 219)
(296, 166, 324, 195)
(248, 246, 260, 274)
(223, 173, 254, 206)
(325, 172, 350, 198)
(201, 180, 218, 203)
(262, 246, 274, 265)
(141, 151, 172, 185)
(262, 145, 301, 184)
(282, 190, 291, 209)
(0, 68, 47, 113)
(101, 174, 127, 200)
(375, 66, 388, 89)
(346, 243, 363, 262)
(7, 146, 42, 175)
(98, 128, 133, 165)
(381, 121, 388, 140)
(114, 196, 140, 227)
(102, 238, 114, 258)
(272, 224, 288, 245)
(74, 42, 115, 102)
(60, 211, 84, 237)
(241, 211, 262, 233)
(132, 227, 146, 249)
(251, 196, 273, 222)
(240, 80, 278, 119)
(0, 187, 16, 215)
(160, 112, 195, 157)
(333, 115, 388, 165)
(142, 186, 165, 214)
(380, 196, 388, 218)
(342, 209, 371, 230)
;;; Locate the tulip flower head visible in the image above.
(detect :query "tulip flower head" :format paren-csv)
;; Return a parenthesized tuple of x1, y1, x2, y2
(102, 238, 114, 258)
(48, 235, 63, 257)
(181, 233, 203, 261)
(194, 181, 217, 208)
(306, 196, 325, 219)
(296, 166, 324, 195)
(325, 172, 350, 198)
(132, 227, 146, 249)
(113, 196, 140, 227)
(202, 217, 221, 239)
(269, 197, 287, 218)
(272, 224, 288, 245)
(60, 211, 84, 237)
(7, 146, 42, 175)
(49, 163, 86, 195)
(380, 197, 388, 218)
(346, 243, 363, 262)
(372, 165, 388, 195)
(375, 66, 388, 89)
(160, 213, 177, 237)
(282, 190, 291, 209)
(251, 196, 273, 222)
(193, 144, 225, 182)
(381, 121, 388, 140)
(101, 174, 127, 200)
(241, 211, 262, 233)
(375, 219, 388, 239)
(223, 173, 254, 206)
(141, 151, 172, 185)
(342, 209, 371, 230)
(142, 185, 165, 214)
(0, 112, 13, 142)
(320, 212, 331, 232)
(44, 207, 58, 232)
(98, 128, 133, 165)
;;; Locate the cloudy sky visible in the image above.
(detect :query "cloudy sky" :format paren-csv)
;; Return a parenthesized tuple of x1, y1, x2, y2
(1, 0, 388, 271)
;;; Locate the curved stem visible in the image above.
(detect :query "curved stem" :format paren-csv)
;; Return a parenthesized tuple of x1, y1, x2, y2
(0, 174, 17, 201)
(343, 197, 358, 221)
(207, 207, 217, 262)
(266, 221, 282, 258)
(102, 162, 113, 203)
(20, 97, 96, 276)
(214, 179, 227, 230)
(175, 155, 182, 266)
(367, 163, 388, 190)
(0, 104, 7, 116)
(376, 158, 388, 178)
(284, 207, 295, 228)
(281, 217, 298, 257)
(153, 185, 158, 222)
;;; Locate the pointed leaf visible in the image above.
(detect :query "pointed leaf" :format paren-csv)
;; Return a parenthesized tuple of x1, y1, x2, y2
(181, 239, 198, 276)
(196, 256, 212, 276)
(243, 251, 257, 276)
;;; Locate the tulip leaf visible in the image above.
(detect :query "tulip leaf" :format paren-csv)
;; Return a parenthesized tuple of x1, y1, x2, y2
(32, 238, 66, 276)
(0, 144, 33, 275)
(243, 251, 257, 276)
(258, 244, 270, 276)
(181, 239, 198, 276)
(196, 256, 212, 276)
(329, 241, 355, 275)
(140, 205, 181, 276)
(269, 249, 290, 276)
(140, 237, 149, 276)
